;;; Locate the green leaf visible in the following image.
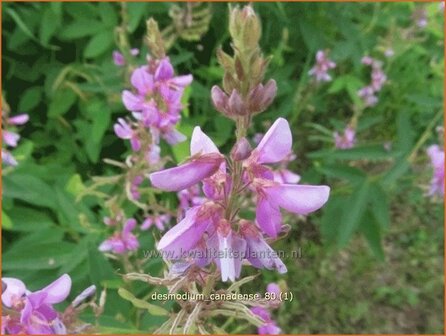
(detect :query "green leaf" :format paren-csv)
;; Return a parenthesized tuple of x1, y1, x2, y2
(60, 19, 105, 39)
(317, 164, 366, 185)
(40, 6, 60, 45)
(48, 89, 77, 117)
(395, 111, 415, 153)
(337, 181, 370, 247)
(382, 159, 411, 186)
(8, 207, 53, 232)
(118, 288, 169, 316)
(359, 210, 385, 261)
(65, 174, 86, 196)
(19, 86, 42, 111)
(308, 145, 397, 161)
(3, 241, 77, 271)
(88, 244, 117, 286)
(3, 174, 56, 209)
(84, 31, 114, 58)
(98, 2, 118, 27)
(127, 3, 148, 32)
(369, 182, 390, 230)
(2, 210, 13, 230)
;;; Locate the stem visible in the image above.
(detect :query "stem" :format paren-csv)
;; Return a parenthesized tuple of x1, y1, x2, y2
(408, 109, 443, 163)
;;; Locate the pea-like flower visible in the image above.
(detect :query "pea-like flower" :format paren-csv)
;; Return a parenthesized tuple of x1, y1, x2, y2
(426, 144, 444, 197)
(149, 118, 330, 281)
(308, 50, 336, 82)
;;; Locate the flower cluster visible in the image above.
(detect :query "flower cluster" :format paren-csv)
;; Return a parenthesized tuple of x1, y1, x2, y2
(113, 48, 139, 67)
(308, 50, 336, 83)
(334, 126, 356, 149)
(2, 274, 96, 334)
(358, 56, 387, 107)
(426, 144, 444, 198)
(117, 56, 192, 162)
(251, 283, 282, 334)
(99, 217, 139, 254)
(149, 118, 330, 282)
(2, 111, 29, 167)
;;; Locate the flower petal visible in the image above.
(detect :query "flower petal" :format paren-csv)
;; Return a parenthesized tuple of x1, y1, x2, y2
(149, 154, 223, 191)
(2, 277, 26, 307)
(267, 184, 330, 215)
(157, 206, 211, 258)
(255, 118, 292, 164)
(8, 114, 29, 125)
(155, 58, 174, 81)
(256, 196, 282, 238)
(190, 126, 220, 156)
(171, 75, 193, 88)
(38, 274, 72, 305)
(131, 67, 153, 95)
(122, 90, 144, 111)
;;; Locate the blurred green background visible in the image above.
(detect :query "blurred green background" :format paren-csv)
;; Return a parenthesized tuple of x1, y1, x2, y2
(2, 2, 444, 334)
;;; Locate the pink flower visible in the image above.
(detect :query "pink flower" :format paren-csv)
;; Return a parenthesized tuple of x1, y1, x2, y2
(149, 126, 225, 192)
(427, 145, 444, 197)
(8, 114, 29, 125)
(99, 218, 139, 254)
(250, 306, 281, 334)
(308, 50, 336, 82)
(114, 118, 141, 151)
(149, 118, 329, 280)
(141, 214, 170, 231)
(2, 275, 71, 334)
(2, 149, 18, 166)
(334, 126, 356, 149)
(245, 118, 330, 237)
(113, 48, 139, 66)
(358, 56, 386, 107)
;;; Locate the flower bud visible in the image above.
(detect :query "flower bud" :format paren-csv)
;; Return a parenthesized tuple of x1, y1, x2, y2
(229, 5, 261, 52)
(72, 285, 96, 308)
(228, 90, 245, 116)
(231, 137, 252, 161)
(211, 86, 228, 114)
(248, 79, 277, 114)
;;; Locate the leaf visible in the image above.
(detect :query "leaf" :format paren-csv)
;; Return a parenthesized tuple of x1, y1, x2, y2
(8, 207, 53, 232)
(369, 182, 390, 230)
(84, 31, 114, 58)
(359, 210, 385, 261)
(2, 210, 13, 230)
(127, 3, 148, 32)
(98, 2, 118, 27)
(382, 159, 411, 186)
(3, 174, 56, 209)
(60, 19, 105, 39)
(65, 174, 86, 196)
(317, 164, 366, 185)
(3, 241, 76, 271)
(48, 89, 77, 117)
(308, 145, 397, 161)
(19, 86, 42, 111)
(88, 244, 117, 286)
(40, 6, 60, 45)
(337, 181, 370, 247)
(118, 288, 169, 316)
(395, 110, 415, 153)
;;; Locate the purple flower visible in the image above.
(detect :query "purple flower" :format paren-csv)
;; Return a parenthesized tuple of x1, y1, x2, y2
(8, 114, 29, 125)
(2, 149, 18, 166)
(149, 126, 225, 191)
(114, 118, 141, 152)
(308, 50, 336, 82)
(99, 218, 139, 254)
(250, 306, 281, 334)
(2, 275, 71, 334)
(149, 118, 329, 281)
(334, 126, 356, 149)
(122, 58, 192, 135)
(427, 144, 444, 197)
(240, 220, 286, 273)
(141, 214, 170, 231)
(113, 48, 139, 66)
(358, 56, 386, 107)
(3, 130, 20, 147)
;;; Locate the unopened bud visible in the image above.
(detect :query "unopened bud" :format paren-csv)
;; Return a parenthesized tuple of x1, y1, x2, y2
(72, 285, 96, 308)
(211, 86, 228, 115)
(248, 79, 277, 114)
(231, 137, 252, 161)
(229, 5, 261, 52)
(228, 90, 245, 116)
